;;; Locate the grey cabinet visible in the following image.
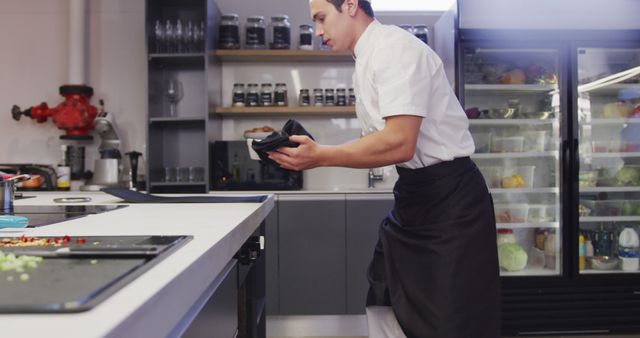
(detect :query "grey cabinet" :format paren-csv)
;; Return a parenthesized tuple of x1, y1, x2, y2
(278, 194, 346, 315)
(145, 0, 220, 193)
(345, 194, 394, 314)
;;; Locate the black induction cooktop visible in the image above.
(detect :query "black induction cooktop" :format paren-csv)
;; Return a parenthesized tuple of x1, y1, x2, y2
(1, 205, 127, 227)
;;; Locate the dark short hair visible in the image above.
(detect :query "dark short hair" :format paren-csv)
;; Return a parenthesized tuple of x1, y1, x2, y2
(326, 0, 375, 18)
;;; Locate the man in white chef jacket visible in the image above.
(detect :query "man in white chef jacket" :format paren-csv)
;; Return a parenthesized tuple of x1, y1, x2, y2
(268, 0, 501, 336)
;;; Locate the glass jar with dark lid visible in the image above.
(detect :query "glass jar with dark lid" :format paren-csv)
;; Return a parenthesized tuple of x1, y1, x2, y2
(336, 88, 347, 106)
(324, 88, 335, 106)
(260, 83, 273, 106)
(298, 24, 314, 50)
(313, 88, 324, 106)
(232, 83, 245, 107)
(299, 89, 311, 106)
(218, 14, 240, 49)
(274, 83, 288, 106)
(398, 24, 413, 34)
(348, 88, 356, 106)
(270, 15, 291, 49)
(245, 16, 266, 49)
(246, 83, 260, 107)
(413, 24, 429, 45)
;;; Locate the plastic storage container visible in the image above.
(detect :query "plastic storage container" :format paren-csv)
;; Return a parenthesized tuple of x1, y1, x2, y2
(578, 170, 598, 188)
(472, 133, 492, 153)
(523, 131, 547, 152)
(528, 204, 554, 223)
(494, 204, 529, 223)
(478, 166, 501, 188)
(492, 136, 524, 153)
(500, 166, 535, 189)
(593, 200, 623, 216)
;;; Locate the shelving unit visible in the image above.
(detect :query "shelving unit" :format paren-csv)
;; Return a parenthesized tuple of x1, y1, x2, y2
(501, 266, 559, 277)
(469, 118, 557, 126)
(496, 222, 560, 229)
(465, 84, 559, 93)
(490, 188, 559, 194)
(211, 106, 355, 117)
(145, 0, 213, 193)
(472, 151, 558, 159)
(212, 49, 353, 62)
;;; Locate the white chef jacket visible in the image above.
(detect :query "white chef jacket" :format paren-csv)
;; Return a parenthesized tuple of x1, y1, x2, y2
(353, 20, 475, 169)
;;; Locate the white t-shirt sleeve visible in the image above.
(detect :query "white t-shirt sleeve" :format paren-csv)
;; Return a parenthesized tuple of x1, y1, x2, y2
(371, 41, 433, 118)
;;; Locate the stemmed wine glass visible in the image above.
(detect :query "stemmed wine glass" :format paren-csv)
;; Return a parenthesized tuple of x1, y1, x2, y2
(165, 79, 183, 117)
(185, 21, 194, 53)
(175, 19, 184, 53)
(164, 20, 175, 53)
(154, 20, 164, 53)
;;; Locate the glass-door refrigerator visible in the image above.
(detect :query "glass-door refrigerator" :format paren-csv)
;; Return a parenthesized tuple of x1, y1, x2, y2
(575, 45, 640, 276)
(459, 42, 566, 278)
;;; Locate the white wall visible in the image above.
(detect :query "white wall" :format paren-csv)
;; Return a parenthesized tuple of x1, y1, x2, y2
(0, 0, 146, 173)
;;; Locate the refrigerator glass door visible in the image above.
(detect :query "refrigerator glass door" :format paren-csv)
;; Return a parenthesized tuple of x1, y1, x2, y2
(577, 47, 640, 275)
(462, 46, 562, 276)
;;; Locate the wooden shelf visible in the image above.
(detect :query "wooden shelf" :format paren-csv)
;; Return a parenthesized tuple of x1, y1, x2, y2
(212, 49, 353, 62)
(211, 106, 356, 116)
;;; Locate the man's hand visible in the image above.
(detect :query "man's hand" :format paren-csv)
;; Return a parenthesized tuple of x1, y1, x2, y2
(268, 135, 323, 171)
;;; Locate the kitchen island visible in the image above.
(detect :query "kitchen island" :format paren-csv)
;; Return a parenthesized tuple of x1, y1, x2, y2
(0, 191, 274, 338)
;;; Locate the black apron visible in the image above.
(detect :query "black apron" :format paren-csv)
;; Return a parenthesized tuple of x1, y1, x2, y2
(366, 157, 501, 338)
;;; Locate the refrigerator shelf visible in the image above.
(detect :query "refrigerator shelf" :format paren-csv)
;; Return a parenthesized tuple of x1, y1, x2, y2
(473, 151, 558, 159)
(490, 188, 559, 194)
(581, 152, 640, 159)
(501, 266, 559, 277)
(580, 187, 640, 193)
(469, 119, 557, 126)
(583, 118, 640, 125)
(580, 216, 640, 223)
(580, 269, 639, 275)
(465, 84, 558, 93)
(582, 83, 640, 96)
(496, 222, 559, 229)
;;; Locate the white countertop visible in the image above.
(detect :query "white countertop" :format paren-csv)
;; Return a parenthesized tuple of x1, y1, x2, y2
(0, 191, 274, 338)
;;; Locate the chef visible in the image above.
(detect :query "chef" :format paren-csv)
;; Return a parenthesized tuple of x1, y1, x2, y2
(267, 0, 501, 336)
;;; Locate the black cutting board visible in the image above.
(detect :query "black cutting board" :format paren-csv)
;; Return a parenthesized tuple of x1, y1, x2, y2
(0, 257, 146, 312)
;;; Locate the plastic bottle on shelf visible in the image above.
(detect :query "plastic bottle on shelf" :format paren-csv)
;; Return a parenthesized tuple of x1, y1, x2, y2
(618, 227, 640, 271)
(585, 233, 594, 259)
(579, 233, 585, 271)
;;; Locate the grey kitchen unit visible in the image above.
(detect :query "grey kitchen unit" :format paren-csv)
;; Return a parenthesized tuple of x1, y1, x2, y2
(266, 193, 394, 315)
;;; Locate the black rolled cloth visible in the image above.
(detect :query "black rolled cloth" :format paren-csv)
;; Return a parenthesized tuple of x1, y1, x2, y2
(251, 119, 315, 168)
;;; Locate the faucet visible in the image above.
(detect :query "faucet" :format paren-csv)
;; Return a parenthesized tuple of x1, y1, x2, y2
(368, 168, 384, 188)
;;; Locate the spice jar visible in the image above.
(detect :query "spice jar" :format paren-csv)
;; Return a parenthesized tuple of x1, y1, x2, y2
(298, 24, 314, 50)
(274, 83, 288, 106)
(399, 24, 413, 33)
(218, 14, 240, 49)
(299, 89, 311, 106)
(336, 88, 347, 106)
(413, 24, 429, 45)
(245, 16, 267, 49)
(496, 228, 516, 246)
(348, 88, 356, 106)
(270, 15, 291, 49)
(246, 83, 260, 107)
(232, 83, 245, 107)
(313, 88, 324, 106)
(260, 83, 273, 106)
(324, 88, 336, 106)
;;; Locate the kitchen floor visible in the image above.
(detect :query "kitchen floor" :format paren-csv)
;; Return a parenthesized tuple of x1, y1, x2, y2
(266, 316, 640, 338)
